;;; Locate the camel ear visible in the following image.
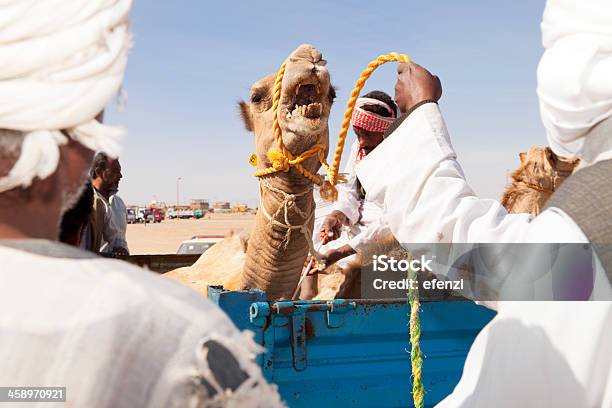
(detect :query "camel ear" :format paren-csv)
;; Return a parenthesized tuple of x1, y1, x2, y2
(328, 85, 337, 105)
(238, 100, 253, 132)
(519, 152, 526, 163)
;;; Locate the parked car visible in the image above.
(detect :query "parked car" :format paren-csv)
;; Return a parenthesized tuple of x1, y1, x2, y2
(176, 235, 224, 255)
(127, 208, 137, 224)
(153, 210, 164, 223)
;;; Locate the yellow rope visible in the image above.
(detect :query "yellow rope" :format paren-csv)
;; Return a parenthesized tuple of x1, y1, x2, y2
(329, 53, 410, 185)
(253, 52, 410, 202)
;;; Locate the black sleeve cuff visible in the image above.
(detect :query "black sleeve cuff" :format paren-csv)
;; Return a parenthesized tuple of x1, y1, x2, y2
(383, 99, 438, 139)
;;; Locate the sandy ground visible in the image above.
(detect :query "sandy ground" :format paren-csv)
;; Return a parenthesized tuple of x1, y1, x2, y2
(126, 213, 255, 254)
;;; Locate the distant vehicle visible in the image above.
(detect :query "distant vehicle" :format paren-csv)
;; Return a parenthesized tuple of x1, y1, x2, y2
(176, 235, 224, 255)
(136, 208, 146, 223)
(177, 209, 194, 219)
(142, 208, 164, 223)
(194, 209, 205, 219)
(127, 208, 137, 224)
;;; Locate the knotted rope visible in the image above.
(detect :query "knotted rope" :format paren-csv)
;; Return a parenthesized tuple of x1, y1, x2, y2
(329, 52, 410, 186)
(258, 178, 323, 261)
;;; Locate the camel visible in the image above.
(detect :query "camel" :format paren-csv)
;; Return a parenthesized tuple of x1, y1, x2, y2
(165, 44, 336, 300)
(501, 146, 579, 215)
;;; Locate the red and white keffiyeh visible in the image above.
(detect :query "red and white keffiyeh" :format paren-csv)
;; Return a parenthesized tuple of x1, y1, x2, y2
(350, 97, 396, 134)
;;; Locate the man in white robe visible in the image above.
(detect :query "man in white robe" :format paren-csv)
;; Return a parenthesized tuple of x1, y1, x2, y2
(355, 1, 612, 406)
(0, 2, 282, 407)
(316, 92, 398, 264)
(301, 92, 396, 299)
(84, 152, 129, 254)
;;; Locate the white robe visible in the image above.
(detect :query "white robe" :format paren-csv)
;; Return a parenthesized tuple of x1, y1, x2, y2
(0, 241, 283, 408)
(101, 194, 129, 254)
(81, 189, 128, 253)
(355, 102, 612, 407)
(313, 140, 389, 266)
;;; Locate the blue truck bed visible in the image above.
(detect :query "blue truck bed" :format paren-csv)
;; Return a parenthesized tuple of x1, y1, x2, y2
(208, 287, 495, 407)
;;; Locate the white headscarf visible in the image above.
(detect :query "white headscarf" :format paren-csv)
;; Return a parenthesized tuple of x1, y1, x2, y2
(537, 0, 612, 158)
(0, 0, 133, 193)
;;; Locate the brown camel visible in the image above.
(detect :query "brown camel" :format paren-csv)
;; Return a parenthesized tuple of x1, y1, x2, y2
(165, 44, 336, 300)
(501, 146, 579, 215)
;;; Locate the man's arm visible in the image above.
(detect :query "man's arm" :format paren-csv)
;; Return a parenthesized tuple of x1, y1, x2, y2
(356, 62, 532, 244)
(356, 102, 532, 244)
(347, 216, 390, 252)
(321, 217, 389, 267)
(331, 140, 363, 225)
(320, 141, 363, 244)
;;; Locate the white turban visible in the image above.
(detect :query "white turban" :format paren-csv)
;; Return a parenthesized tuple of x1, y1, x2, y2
(537, 0, 612, 158)
(0, 0, 133, 193)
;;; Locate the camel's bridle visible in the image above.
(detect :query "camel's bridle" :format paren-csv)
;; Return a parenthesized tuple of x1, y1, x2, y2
(252, 52, 410, 202)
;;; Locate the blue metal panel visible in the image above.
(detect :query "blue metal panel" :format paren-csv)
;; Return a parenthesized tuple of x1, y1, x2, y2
(208, 288, 495, 408)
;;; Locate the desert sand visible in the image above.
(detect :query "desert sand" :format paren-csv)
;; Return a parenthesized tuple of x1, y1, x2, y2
(126, 213, 255, 255)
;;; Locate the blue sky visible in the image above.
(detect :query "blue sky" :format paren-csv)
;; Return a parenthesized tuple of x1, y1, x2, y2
(106, 1, 547, 207)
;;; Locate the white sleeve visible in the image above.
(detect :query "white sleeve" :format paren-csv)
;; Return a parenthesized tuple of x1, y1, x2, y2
(355, 103, 534, 244)
(347, 216, 389, 251)
(354, 103, 605, 299)
(332, 140, 362, 225)
(102, 202, 128, 251)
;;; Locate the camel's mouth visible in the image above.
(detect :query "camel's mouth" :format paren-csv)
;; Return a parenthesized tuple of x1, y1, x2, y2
(282, 82, 325, 131)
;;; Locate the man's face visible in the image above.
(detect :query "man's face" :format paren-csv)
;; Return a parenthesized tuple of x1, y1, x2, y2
(102, 159, 122, 192)
(354, 127, 384, 155)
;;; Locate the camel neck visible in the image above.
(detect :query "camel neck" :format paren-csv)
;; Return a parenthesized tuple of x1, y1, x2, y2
(240, 173, 315, 300)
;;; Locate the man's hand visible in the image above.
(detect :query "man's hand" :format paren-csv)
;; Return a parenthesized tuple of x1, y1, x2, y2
(322, 244, 357, 267)
(319, 210, 348, 245)
(394, 62, 442, 114)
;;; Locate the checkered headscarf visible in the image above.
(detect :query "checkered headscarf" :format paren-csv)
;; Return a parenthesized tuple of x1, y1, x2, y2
(350, 97, 397, 134)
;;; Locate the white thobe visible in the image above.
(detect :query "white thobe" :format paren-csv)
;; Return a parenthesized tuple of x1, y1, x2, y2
(81, 189, 128, 253)
(101, 194, 129, 254)
(313, 141, 389, 266)
(356, 103, 612, 408)
(0, 240, 283, 408)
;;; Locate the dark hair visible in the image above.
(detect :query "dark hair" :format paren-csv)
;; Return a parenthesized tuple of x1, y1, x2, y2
(361, 90, 398, 118)
(58, 180, 94, 245)
(90, 152, 109, 178)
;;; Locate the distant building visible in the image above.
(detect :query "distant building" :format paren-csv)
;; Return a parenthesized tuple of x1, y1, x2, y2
(213, 201, 231, 210)
(190, 198, 210, 210)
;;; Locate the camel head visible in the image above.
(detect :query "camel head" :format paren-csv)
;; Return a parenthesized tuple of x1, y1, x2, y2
(514, 147, 580, 192)
(239, 44, 335, 177)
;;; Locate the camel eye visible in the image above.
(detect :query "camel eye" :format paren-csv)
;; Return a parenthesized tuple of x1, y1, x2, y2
(251, 93, 262, 103)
